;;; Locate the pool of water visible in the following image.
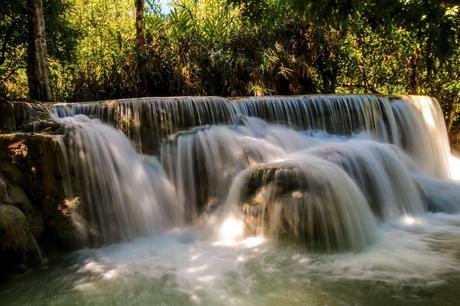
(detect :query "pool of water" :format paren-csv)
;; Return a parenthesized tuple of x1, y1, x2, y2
(1, 213, 460, 306)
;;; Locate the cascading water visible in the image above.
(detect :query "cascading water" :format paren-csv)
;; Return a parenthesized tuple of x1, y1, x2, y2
(234, 95, 452, 179)
(391, 96, 452, 178)
(3, 95, 460, 305)
(160, 121, 286, 220)
(219, 158, 378, 252)
(52, 95, 453, 178)
(305, 141, 425, 220)
(56, 115, 180, 245)
(53, 97, 237, 153)
(49, 94, 460, 247)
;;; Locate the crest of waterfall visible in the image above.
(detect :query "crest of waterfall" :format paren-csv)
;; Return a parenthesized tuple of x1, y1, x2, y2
(234, 95, 398, 141)
(53, 95, 453, 179)
(391, 96, 452, 178)
(53, 97, 237, 153)
(57, 115, 181, 245)
(234, 95, 452, 179)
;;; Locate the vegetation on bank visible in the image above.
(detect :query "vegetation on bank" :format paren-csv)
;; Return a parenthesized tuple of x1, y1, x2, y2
(1, 0, 459, 131)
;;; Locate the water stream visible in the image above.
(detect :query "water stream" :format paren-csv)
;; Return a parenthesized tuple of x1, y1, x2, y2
(1, 95, 460, 305)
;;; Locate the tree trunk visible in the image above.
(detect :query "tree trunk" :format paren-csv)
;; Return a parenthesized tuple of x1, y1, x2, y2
(446, 98, 457, 135)
(135, 0, 147, 95)
(135, 0, 146, 55)
(408, 50, 420, 95)
(27, 0, 52, 101)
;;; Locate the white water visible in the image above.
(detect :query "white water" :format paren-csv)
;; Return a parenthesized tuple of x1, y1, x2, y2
(219, 157, 379, 251)
(52, 95, 454, 179)
(57, 115, 181, 245)
(1, 214, 460, 305)
(3, 95, 459, 305)
(50, 94, 460, 251)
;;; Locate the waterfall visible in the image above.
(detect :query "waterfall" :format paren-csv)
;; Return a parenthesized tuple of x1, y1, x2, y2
(305, 141, 425, 220)
(234, 95, 452, 179)
(52, 95, 452, 177)
(391, 96, 452, 178)
(160, 120, 285, 220)
(218, 158, 378, 252)
(50, 95, 460, 251)
(234, 95, 398, 140)
(53, 97, 237, 154)
(56, 115, 181, 245)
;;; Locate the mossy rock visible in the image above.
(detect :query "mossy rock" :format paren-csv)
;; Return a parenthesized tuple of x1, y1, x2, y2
(239, 161, 377, 252)
(0, 133, 80, 252)
(0, 100, 59, 134)
(0, 204, 41, 273)
(0, 179, 44, 239)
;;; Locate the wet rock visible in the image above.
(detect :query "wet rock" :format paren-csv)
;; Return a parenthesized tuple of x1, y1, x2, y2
(0, 179, 44, 239)
(451, 129, 460, 154)
(0, 101, 16, 133)
(239, 161, 377, 252)
(0, 205, 41, 273)
(0, 178, 6, 203)
(0, 133, 80, 251)
(0, 100, 63, 135)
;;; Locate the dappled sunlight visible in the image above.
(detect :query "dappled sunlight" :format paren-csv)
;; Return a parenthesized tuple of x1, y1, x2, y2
(1, 0, 460, 302)
(401, 215, 423, 226)
(8, 140, 28, 159)
(186, 264, 208, 274)
(449, 154, 460, 181)
(240, 236, 266, 249)
(54, 229, 271, 305)
(410, 96, 437, 129)
(217, 216, 245, 245)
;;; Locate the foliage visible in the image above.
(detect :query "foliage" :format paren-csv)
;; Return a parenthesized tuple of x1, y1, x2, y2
(0, 0, 79, 99)
(0, 0, 459, 129)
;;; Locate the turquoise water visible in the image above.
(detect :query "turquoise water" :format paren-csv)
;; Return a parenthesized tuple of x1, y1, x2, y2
(1, 213, 460, 306)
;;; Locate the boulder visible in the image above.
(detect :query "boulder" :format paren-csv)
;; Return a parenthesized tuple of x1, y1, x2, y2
(0, 133, 80, 252)
(0, 179, 44, 238)
(238, 161, 377, 252)
(0, 204, 41, 273)
(0, 100, 63, 134)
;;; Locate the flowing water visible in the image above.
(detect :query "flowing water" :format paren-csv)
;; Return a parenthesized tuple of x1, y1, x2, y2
(2, 95, 460, 305)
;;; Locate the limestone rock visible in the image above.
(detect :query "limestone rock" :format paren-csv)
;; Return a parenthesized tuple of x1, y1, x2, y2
(0, 101, 16, 133)
(0, 133, 80, 251)
(0, 204, 41, 272)
(239, 161, 377, 252)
